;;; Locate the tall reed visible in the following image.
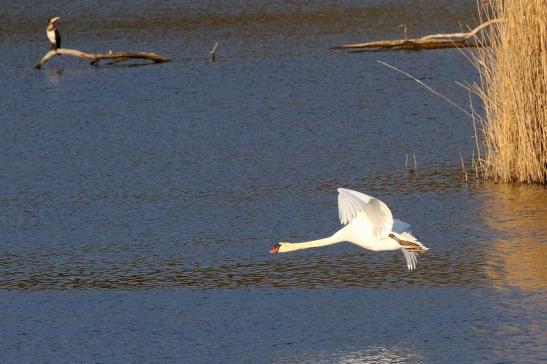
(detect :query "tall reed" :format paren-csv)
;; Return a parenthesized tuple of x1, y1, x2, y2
(473, 0, 547, 183)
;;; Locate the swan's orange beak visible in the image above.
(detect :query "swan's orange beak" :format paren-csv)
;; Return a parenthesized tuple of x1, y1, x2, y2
(270, 243, 281, 254)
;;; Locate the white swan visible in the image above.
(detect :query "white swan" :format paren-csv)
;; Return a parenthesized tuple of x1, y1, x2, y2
(270, 188, 428, 270)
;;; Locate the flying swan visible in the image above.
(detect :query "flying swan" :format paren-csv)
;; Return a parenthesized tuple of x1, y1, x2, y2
(270, 188, 428, 270)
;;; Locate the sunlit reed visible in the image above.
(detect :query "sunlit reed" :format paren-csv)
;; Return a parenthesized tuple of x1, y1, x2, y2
(472, 0, 547, 183)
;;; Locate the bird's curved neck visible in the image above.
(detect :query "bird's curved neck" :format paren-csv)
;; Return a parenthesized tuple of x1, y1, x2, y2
(285, 233, 343, 252)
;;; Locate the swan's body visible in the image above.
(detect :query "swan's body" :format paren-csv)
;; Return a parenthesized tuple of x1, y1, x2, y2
(271, 188, 428, 270)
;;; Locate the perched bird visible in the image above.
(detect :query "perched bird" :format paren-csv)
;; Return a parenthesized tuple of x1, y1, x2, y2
(46, 16, 61, 50)
(270, 188, 429, 271)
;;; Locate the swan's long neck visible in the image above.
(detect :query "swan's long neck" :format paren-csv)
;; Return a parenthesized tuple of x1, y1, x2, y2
(283, 232, 343, 252)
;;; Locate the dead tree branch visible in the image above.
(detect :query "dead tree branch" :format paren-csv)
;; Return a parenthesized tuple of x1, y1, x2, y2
(35, 48, 171, 69)
(332, 19, 503, 51)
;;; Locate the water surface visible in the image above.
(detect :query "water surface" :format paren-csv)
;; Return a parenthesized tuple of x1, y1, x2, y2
(1, 1, 545, 363)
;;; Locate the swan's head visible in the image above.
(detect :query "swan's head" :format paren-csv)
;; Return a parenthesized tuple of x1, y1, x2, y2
(269, 242, 291, 253)
(48, 16, 60, 25)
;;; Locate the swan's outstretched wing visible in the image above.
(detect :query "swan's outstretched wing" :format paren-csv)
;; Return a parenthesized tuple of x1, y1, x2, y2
(337, 188, 393, 237)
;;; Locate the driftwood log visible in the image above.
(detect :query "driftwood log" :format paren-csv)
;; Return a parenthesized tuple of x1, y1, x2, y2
(332, 19, 502, 51)
(35, 48, 171, 69)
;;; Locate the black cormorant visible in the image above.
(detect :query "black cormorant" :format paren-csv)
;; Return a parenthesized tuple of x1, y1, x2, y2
(46, 16, 61, 50)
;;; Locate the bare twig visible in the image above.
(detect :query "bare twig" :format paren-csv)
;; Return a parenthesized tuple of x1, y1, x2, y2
(208, 41, 219, 61)
(400, 23, 408, 40)
(377, 60, 473, 118)
(460, 152, 468, 182)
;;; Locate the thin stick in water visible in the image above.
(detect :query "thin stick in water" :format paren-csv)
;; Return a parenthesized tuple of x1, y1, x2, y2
(460, 152, 468, 182)
(209, 40, 219, 61)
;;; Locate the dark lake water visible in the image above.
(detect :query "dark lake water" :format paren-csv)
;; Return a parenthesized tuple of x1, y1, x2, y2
(1, 1, 546, 363)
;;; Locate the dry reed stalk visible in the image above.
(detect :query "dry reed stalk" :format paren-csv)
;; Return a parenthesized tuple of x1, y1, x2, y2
(473, 0, 547, 183)
(460, 152, 468, 182)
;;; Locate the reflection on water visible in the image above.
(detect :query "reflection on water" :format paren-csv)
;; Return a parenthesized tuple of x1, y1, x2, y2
(45, 68, 63, 84)
(480, 183, 547, 291)
(277, 346, 421, 364)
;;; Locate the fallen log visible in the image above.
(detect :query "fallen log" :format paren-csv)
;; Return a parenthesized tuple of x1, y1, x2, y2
(35, 48, 171, 69)
(332, 18, 503, 51)
(341, 38, 480, 51)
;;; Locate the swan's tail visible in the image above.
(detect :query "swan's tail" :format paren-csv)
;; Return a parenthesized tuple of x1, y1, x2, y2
(390, 232, 428, 271)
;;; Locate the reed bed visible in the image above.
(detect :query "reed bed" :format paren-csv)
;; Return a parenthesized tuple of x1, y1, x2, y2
(472, 0, 547, 183)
